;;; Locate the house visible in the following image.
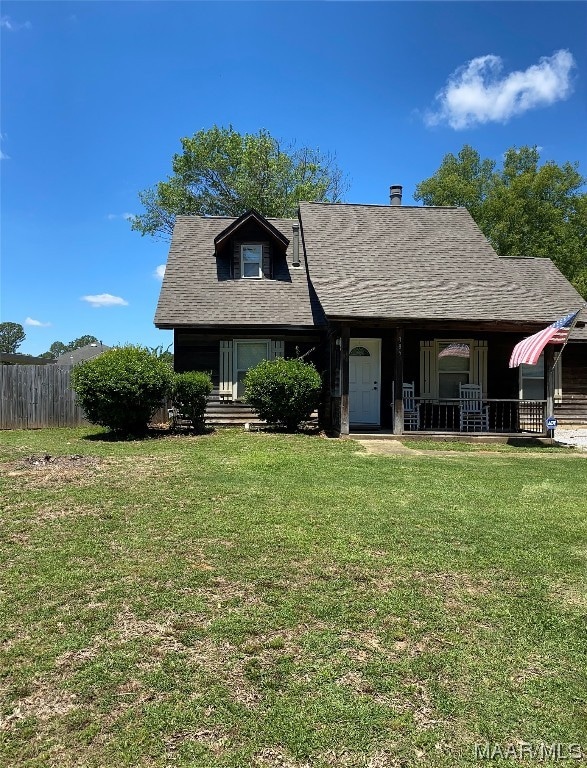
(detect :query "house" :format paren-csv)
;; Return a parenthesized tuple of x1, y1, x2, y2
(55, 343, 111, 366)
(0, 353, 56, 365)
(154, 188, 585, 435)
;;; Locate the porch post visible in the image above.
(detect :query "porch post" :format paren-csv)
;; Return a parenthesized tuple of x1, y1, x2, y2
(393, 326, 404, 435)
(545, 345, 555, 437)
(340, 326, 350, 435)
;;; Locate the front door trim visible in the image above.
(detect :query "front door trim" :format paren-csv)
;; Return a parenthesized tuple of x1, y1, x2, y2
(349, 337, 381, 426)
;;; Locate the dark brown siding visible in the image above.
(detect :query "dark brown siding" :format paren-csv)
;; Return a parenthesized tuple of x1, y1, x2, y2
(556, 343, 587, 422)
(174, 328, 326, 399)
(174, 331, 221, 383)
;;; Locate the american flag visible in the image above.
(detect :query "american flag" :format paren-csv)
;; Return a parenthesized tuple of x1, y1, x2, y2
(438, 343, 470, 359)
(509, 310, 581, 368)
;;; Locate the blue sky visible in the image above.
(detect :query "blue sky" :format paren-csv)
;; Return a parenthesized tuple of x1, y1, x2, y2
(2, 1, 586, 356)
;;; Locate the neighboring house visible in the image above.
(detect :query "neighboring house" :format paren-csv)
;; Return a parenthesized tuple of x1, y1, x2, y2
(0, 353, 56, 365)
(154, 189, 584, 435)
(55, 343, 111, 366)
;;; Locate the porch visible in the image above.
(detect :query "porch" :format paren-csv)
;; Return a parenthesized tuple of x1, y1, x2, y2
(351, 398, 548, 436)
(328, 324, 557, 438)
(399, 397, 547, 434)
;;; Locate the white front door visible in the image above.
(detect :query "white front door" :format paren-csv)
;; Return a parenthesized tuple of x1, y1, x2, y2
(349, 338, 381, 425)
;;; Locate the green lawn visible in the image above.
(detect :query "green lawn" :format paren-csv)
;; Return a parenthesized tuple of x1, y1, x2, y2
(1, 428, 586, 767)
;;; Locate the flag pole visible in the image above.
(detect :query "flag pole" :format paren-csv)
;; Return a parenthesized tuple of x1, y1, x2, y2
(546, 303, 586, 438)
(550, 302, 587, 373)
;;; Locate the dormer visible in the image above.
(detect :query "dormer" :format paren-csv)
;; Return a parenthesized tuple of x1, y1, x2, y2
(214, 209, 290, 280)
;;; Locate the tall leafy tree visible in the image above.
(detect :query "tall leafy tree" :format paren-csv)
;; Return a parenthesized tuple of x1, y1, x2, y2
(70, 335, 100, 349)
(0, 322, 26, 353)
(131, 125, 348, 240)
(415, 145, 587, 297)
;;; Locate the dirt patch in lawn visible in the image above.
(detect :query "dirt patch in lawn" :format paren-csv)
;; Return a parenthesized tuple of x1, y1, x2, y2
(1, 680, 78, 730)
(165, 727, 231, 760)
(4, 454, 103, 487)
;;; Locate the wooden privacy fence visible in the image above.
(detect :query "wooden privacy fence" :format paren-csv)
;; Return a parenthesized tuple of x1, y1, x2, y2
(0, 365, 89, 429)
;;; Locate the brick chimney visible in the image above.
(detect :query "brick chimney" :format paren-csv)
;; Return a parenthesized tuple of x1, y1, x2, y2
(389, 185, 403, 206)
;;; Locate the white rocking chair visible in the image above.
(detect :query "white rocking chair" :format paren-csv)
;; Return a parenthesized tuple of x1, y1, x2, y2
(403, 382, 420, 431)
(459, 384, 489, 432)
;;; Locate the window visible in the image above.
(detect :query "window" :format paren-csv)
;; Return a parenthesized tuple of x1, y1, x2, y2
(437, 341, 471, 398)
(234, 340, 269, 399)
(241, 244, 262, 278)
(520, 355, 545, 400)
(420, 340, 486, 400)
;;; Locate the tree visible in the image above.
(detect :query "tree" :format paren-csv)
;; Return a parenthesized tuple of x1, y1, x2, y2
(0, 322, 26, 354)
(70, 335, 99, 349)
(415, 145, 587, 298)
(131, 125, 348, 240)
(148, 344, 174, 368)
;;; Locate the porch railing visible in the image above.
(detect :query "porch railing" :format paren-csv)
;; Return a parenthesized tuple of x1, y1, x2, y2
(406, 398, 547, 435)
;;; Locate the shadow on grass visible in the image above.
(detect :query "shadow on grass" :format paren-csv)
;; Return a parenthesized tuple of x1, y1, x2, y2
(82, 426, 215, 442)
(506, 437, 561, 449)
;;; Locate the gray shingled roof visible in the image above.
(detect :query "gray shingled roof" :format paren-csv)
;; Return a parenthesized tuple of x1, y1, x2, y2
(155, 203, 584, 329)
(299, 202, 584, 324)
(570, 325, 587, 341)
(56, 343, 111, 366)
(155, 216, 324, 328)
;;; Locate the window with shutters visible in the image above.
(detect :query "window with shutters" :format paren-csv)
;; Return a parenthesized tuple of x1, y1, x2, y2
(420, 339, 487, 399)
(234, 341, 270, 399)
(219, 339, 285, 401)
(437, 341, 472, 398)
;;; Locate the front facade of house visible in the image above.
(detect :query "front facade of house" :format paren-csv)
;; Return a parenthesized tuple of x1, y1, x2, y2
(155, 194, 585, 435)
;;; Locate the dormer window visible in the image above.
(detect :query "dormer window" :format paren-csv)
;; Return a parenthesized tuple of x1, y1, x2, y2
(241, 244, 263, 278)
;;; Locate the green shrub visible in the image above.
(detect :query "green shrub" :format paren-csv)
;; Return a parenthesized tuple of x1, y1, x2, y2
(172, 371, 213, 431)
(243, 357, 322, 431)
(71, 346, 174, 435)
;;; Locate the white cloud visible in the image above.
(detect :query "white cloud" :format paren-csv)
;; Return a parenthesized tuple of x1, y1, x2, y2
(81, 293, 129, 308)
(0, 150, 8, 161)
(154, 264, 166, 280)
(25, 317, 51, 327)
(1, 16, 32, 31)
(426, 49, 575, 130)
(107, 212, 134, 221)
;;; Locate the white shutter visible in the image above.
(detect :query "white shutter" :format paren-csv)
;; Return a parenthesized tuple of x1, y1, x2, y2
(219, 340, 233, 400)
(471, 341, 488, 395)
(271, 340, 285, 360)
(554, 357, 563, 404)
(420, 341, 435, 398)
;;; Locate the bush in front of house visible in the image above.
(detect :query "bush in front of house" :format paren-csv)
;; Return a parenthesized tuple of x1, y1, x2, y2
(243, 357, 322, 431)
(71, 345, 174, 436)
(172, 371, 213, 431)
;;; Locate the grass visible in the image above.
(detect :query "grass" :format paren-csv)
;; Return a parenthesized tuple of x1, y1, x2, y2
(0, 427, 586, 767)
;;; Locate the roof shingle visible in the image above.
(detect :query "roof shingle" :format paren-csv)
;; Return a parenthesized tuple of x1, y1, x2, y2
(154, 216, 324, 328)
(155, 203, 584, 329)
(300, 202, 583, 324)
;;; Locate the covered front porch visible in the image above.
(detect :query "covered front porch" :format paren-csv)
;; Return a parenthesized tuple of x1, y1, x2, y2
(326, 321, 558, 438)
